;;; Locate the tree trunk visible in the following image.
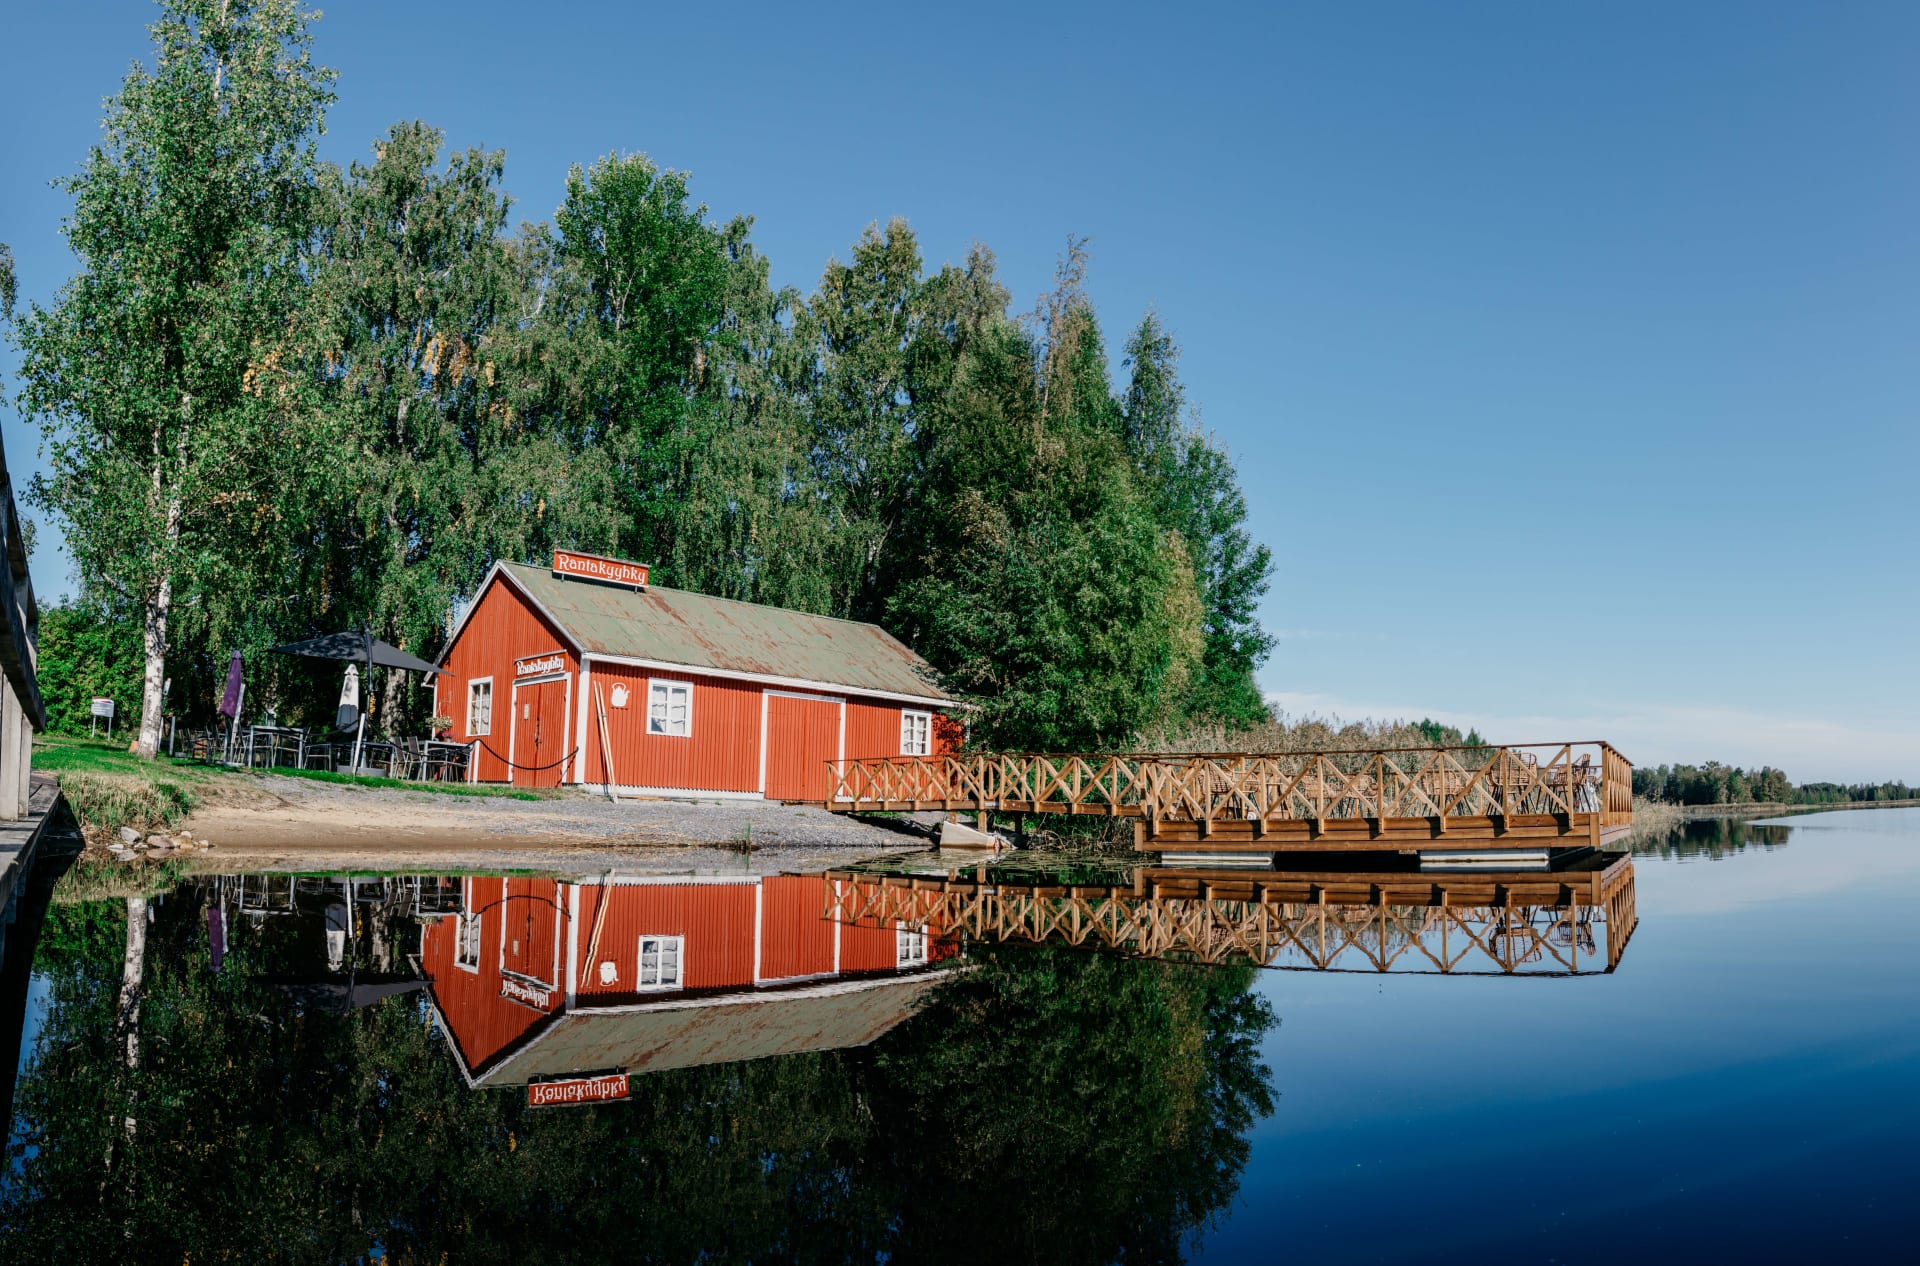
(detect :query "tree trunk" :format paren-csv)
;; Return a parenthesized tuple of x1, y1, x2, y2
(381, 666, 405, 740)
(117, 896, 147, 1070)
(135, 499, 180, 759)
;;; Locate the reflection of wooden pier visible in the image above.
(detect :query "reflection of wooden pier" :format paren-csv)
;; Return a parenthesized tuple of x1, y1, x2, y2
(824, 854, 1638, 975)
(826, 741, 1634, 852)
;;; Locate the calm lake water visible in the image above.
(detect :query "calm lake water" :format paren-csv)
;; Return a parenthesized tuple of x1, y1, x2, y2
(3, 807, 1916, 1263)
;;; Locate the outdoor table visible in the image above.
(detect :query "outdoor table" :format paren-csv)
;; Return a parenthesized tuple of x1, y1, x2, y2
(245, 725, 306, 771)
(352, 740, 397, 778)
(418, 739, 472, 782)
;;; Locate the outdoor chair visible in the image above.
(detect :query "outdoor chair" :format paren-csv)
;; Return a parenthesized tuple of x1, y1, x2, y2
(392, 738, 428, 781)
(301, 730, 360, 772)
(245, 725, 305, 771)
(358, 740, 397, 777)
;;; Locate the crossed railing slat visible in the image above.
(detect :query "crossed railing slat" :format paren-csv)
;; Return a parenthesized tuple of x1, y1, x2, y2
(824, 869, 1636, 975)
(826, 742, 1625, 828)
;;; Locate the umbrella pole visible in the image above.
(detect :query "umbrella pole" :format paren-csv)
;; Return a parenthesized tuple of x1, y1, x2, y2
(350, 629, 369, 775)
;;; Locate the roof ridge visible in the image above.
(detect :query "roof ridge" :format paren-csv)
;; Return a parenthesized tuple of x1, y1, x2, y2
(501, 560, 891, 633)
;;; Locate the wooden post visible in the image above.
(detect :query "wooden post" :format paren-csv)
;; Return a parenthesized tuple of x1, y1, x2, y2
(593, 683, 620, 803)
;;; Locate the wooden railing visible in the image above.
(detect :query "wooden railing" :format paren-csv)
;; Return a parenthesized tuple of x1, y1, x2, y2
(828, 741, 1632, 837)
(824, 857, 1639, 975)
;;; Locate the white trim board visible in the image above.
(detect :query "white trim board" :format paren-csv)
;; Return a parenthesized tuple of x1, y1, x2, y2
(584, 652, 954, 710)
(757, 689, 770, 796)
(572, 660, 593, 784)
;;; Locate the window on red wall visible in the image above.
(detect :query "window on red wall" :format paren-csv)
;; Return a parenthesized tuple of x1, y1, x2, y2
(901, 710, 931, 756)
(897, 923, 928, 967)
(467, 678, 493, 736)
(637, 935, 684, 989)
(456, 907, 482, 971)
(648, 681, 692, 737)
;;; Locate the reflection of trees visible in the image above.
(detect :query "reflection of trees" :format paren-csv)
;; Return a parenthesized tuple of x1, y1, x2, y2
(1633, 818, 1792, 860)
(2, 890, 1276, 1264)
(862, 945, 1276, 1265)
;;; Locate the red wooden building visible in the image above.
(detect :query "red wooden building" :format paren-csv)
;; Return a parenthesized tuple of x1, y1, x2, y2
(435, 551, 959, 796)
(417, 873, 957, 1088)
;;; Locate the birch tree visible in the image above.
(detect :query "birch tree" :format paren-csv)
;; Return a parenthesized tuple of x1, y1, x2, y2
(13, 0, 334, 756)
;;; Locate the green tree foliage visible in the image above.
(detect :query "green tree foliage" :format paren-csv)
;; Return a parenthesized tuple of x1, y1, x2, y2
(1411, 717, 1488, 746)
(804, 218, 941, 621)
(548, 152, 829, 611)
(1632, 761, 1914, 806)
(2, 887, 1275, 1262)
(1119, 315, 1274, 725)
(30, 601, 145, 735)
(18, 4, 1276, 752)
(12, 0, 338, 757)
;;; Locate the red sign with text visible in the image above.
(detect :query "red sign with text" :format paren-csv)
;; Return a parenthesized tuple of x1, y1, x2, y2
(527, 1074, 631, 1108)
(553, 549, 649, 589)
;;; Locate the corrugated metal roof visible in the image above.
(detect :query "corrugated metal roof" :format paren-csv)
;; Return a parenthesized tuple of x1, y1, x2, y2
(476, 973, 949, 1086)
(499, 562, 954, 703)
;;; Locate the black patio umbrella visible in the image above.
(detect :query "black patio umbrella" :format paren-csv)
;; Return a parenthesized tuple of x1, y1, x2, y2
(271, 630, 444, 676)
(271, 629, 446, 772)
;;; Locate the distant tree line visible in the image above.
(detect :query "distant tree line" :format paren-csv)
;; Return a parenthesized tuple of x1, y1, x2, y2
(12, 0, 1272, 756)
(1633, 762, 1917, 806)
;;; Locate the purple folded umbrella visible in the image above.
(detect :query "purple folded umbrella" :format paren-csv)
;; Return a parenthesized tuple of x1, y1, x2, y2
(218, 651, 244, 718)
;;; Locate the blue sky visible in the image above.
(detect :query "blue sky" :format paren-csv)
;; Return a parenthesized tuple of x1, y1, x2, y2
(4, 1, 1916, 780)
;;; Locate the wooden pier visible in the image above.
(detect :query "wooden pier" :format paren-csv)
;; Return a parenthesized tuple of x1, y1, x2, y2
(823, 854, 1639, 975)
(825, 741, 1634, 852)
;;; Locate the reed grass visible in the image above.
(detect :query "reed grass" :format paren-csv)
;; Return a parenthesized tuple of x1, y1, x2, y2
(1142, 712, 1454, 755)
(50, 854, 192, 904)
(1630, 795, 1684, 837)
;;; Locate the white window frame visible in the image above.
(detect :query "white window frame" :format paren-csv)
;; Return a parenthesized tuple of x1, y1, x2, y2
(466, 676, 494, 737)
(900, 709, 932, 757)
(636, 934, 685, 990)
(896, 922, 928, 968)
(647, 679, 694, 738)
(455, 906, 482, 974)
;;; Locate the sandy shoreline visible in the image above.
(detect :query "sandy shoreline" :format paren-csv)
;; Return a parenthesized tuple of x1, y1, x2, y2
(157, 772, 935, 877)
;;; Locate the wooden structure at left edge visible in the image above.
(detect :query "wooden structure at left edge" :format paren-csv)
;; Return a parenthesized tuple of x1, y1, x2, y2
(825, 742, 1634, 852)
(436, 551, 961, 798)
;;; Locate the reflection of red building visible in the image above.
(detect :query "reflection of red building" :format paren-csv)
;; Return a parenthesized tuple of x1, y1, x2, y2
(434, 553, 961, 797)
(419, 874, 957, 1088)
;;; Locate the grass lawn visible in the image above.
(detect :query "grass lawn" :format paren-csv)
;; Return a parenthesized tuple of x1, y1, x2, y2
(35, 732, 548, 832)
(33, 733, 215, 833)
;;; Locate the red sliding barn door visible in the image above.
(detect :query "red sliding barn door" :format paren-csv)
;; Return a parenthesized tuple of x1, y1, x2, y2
(765, 694, 841, 801)
(501, 877, 560, 987)
(511, 676, 570, 788)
